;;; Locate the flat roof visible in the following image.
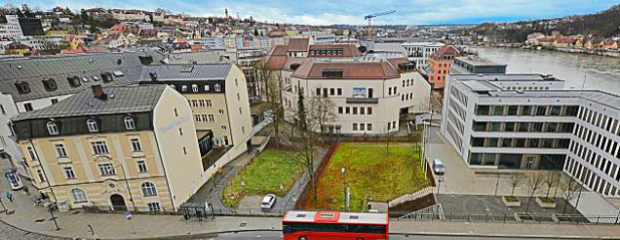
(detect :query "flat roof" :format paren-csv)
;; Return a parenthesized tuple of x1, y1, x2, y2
(455, 56, 506, 67)
(451, 73, 563, 82)
(283, 211, 388, 225)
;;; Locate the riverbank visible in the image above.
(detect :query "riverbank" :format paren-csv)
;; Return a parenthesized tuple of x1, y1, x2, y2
(471, 43, 620, 58)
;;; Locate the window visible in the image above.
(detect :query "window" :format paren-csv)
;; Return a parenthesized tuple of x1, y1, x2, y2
(137, 160, 147, 173)
(148, 202, 161, 212)
(206, 100, 212, 107)
(37, 169, 45, 182)
(47, 121, 59, 135)
(130, 138, 142, 152)
(63, 167, 75, 179)
(338, 107, 343, 114)
(142, 182, 157, 197)
(87, 119, 99, 133)
(224, 136, 230, 146)
(353, 123, 358, 131)
(208, 114, 215, 122)
(98, 163, 116, 176)
(123, 116, 136, 130)
(367, 123, 372, 131)
(204, 85, 210, 91)
(51, 99, 58, 105)
(91, 141, 109, 155)
(192, 84, 199, 92)
(222, 125, 227, 130)
(181, 85, 187, 92)
(214, 84, 221, 92)
(367, 107, 372, 115)
(27, 146, 37, 161)
(70, 189, 87, 203)
(24, 103, 33, 112)
(55, 144, 68, 158)
(337, 88, 342, 96)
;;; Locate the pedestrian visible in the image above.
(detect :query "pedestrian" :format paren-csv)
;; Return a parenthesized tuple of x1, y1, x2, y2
(196, 209, 202, 222)
(5, 191, 13, 202)
(23, 186, 29, 196)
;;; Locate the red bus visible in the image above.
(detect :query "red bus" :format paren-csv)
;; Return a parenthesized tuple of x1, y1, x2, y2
(282, 211, 389, 240)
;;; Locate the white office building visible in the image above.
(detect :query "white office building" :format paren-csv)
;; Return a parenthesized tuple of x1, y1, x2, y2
(0, 15, 23, 39)
(441, 73, 620, 197)
(401, 42, 444, 69)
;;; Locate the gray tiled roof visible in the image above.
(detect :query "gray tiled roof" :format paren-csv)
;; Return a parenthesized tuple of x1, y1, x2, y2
(0, 51, 165, 102)
(139, 64, 231, 81)
(12, 85, 167, 121)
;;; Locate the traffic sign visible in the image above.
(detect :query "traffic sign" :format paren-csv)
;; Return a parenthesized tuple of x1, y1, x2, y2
(125, 210, 132, 220)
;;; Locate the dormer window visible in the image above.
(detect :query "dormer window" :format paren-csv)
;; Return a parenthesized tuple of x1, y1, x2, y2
(42, 78, 57, 91)
(47, 121, 59, 135)
(181, 85, 187, 92)
(14, 81, 30, 94)
(113, 71, 124, 77)
(101, 73, 114, 83)
(214, 84, 221, 92)
(87, 119, 99, 133)
(192, 84, 199, 92)
(124, 116, 135, 130)
(67, 76, 81, 87)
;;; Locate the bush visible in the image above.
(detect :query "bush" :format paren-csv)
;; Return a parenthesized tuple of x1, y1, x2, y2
(504, 196, 519, 202)
(538, 197, 555, 204)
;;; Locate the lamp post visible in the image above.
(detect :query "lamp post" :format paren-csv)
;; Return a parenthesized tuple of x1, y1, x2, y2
(118, 163, 136, 211)
(342, 165, 347, 212)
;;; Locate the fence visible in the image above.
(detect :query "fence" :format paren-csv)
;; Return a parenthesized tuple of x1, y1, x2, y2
(394, 211, 620, 225)
(294, 140, 340, 209)
(388, 187, 435, 208)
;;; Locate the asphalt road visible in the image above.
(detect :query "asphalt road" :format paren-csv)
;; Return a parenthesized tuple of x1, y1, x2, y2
(169, 231, 572, 240)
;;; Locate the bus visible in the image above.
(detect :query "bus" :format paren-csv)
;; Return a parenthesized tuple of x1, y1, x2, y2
(4, 170, 23, 190)
(282, 211, 389, 240)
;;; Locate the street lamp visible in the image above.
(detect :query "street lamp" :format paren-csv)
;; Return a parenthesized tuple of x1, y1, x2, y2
(342, 166, 347, 212)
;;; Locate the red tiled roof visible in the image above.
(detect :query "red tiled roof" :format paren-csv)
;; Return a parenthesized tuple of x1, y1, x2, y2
(292, 60, 400, 79)
(268, 45, 288, 56)
(387, 57, 412, 72)
(430, 45, 460, 60)
(288, 38, 309, 52)
(308, 44, 362, 57)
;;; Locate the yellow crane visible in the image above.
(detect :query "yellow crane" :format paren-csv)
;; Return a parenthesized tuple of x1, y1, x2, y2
(364, 10, 396, 40)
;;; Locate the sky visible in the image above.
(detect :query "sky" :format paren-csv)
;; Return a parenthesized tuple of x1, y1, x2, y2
(3, 0, 619, 25)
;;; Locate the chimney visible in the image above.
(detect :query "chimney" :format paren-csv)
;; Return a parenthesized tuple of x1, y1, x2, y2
(91, 85, 107, 100)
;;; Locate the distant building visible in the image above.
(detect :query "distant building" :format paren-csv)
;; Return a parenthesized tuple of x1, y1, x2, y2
(451, 56, 507, 74)
(401, 42, 444, 69)
(427, 45, 461, 92)
(0, 15, 23, 39)
(18, 18, 45, 36)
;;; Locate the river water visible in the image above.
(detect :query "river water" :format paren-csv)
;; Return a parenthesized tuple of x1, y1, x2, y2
(471, 47, 620, 95)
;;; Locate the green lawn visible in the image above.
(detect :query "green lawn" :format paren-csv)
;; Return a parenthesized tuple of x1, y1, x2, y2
(221, 149, 303, 209)
(301, 142, 429, 212)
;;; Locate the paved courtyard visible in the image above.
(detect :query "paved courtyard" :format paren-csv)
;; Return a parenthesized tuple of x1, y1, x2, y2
(437, 194, 579, 215)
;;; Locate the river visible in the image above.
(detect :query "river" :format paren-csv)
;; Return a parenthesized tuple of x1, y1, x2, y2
(471, 47, 620, 95)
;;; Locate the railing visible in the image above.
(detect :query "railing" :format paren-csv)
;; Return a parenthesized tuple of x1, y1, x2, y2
(388, 187, 435, 208)
(394, 212, 620, 225)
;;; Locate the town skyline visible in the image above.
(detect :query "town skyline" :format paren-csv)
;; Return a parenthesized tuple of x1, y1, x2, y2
(4, 0, 619, 25)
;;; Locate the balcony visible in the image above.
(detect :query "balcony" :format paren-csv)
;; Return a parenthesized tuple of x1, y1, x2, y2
(346, 98, 378, 104)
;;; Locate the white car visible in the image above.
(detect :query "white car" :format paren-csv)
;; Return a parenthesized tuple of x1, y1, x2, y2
(261, 194, 276, 209)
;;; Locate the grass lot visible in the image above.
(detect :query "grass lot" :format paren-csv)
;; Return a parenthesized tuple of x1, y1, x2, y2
(301, 142, 429, 212)
(221, 149, 303, 209)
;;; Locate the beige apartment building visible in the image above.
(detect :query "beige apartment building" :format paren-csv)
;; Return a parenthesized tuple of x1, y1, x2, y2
(139, 63, 253, 168)
(11, 85, 204, 211)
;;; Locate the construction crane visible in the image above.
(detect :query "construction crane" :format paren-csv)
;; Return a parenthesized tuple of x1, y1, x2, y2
(364, 10, 396, 40)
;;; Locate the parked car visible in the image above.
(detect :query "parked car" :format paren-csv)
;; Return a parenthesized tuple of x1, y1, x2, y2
(433, 159, 445, 175)
(261, 194, 276, 209)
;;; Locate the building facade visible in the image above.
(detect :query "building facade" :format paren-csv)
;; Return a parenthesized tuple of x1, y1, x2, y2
(441, 73, 620, 198)
(427, 45, 460, 91)
(11, 85, 205, 211)
(282, 58, 431, 135)
(0, 15, 23, 39)
(401, 42, 444, 69)
(451, 56, 507, 74)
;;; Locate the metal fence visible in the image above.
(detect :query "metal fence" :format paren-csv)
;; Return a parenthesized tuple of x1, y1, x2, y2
(393, 212, 620, 225)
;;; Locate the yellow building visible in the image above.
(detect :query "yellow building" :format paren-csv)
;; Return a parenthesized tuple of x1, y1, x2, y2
(12, 85, 204, 212)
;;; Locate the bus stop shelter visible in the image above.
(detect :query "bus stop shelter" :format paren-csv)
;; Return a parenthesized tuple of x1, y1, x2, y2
(180, 202, 215, 221)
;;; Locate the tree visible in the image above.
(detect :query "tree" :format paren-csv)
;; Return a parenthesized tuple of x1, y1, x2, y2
(559, 176, 581, 214)
(525, 172, 546, 213)
(307, 94, 336, 136)
(254, 29, 259, 36)
(542, 171, 561, 198)
(254, 59, 283, 148)
(287, 88, 319, 202)
(507, 173, 526, 197)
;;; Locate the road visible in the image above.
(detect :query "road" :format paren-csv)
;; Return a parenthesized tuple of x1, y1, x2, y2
(0, 220, 66, 240)
(167, 231, 573, 240)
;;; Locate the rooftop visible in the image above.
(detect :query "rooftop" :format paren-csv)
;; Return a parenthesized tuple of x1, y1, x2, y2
(292, 60, 400, 80)
(455, 56, 506, 67)
(12, 85, 167, 121)
(139, 64, 232, 81)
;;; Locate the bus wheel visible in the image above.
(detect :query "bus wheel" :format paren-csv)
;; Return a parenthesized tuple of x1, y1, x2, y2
(299, 237, 307, 240)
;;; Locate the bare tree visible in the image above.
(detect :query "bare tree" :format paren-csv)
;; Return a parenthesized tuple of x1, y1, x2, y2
(507, 173, 526, 197)
(307, 95, 336, 136)
(543, 171, 561, 199)
(525, 172, 546, 213)
(254, 59, 283, 148)
(559, 175, 581, 214)
(287, 88, 319, 202)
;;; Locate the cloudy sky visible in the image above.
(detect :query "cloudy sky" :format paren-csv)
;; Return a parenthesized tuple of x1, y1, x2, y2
(6, 0, 619, 25)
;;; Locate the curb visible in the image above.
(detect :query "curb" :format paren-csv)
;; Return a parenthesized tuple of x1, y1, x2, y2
(392, 232, 620, 239)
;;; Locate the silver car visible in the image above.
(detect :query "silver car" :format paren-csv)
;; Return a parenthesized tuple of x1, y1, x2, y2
(261, 194, 276, 209)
